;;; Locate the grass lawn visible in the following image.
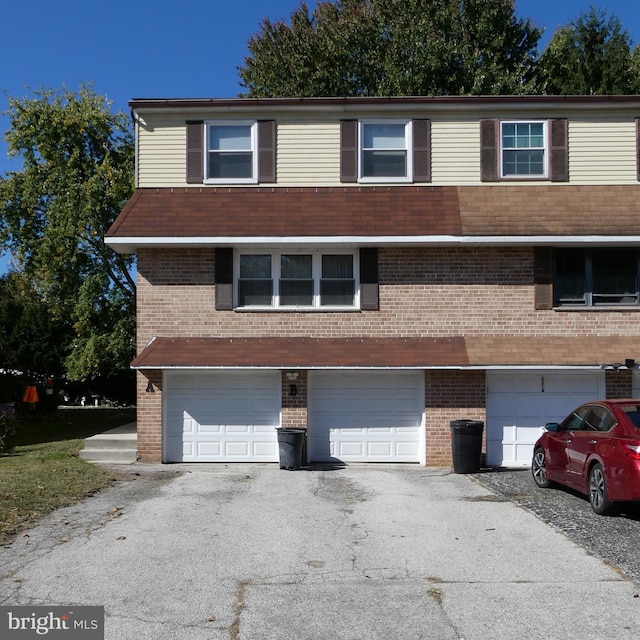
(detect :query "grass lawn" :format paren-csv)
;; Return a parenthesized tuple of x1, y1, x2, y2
(0, 408, 136, 544)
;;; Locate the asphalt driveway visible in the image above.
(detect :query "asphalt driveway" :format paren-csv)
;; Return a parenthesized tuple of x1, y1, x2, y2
(0, 464, 638, 639)
(474, 467, 640, 583)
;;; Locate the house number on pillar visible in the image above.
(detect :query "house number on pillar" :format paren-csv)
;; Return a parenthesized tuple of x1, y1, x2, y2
(541, 376, 545, 393)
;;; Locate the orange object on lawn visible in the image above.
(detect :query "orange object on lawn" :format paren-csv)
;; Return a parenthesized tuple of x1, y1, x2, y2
(22, 385, 39, 404)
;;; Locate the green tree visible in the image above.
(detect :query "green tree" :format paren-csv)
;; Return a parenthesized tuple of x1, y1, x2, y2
(0, 272, 72, 380)
(0, 85, 135, 381)
(239, 0, 542, 97)
(535, 6, 640, 95)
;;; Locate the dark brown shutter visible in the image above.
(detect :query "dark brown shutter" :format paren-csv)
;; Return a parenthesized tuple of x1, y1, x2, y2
(480, 118, 499, 182)
(533, 247, 553, 310)
(340, 120, 358, 183)
(258, 120, 276, 183)
(215, 248, 234, 310)
(636, 119, 640, 182)
(412, 119, 431, 182)
(186, 121, 204, 184)
(360, 247, 379, 310)
(550, 118, 569, 182)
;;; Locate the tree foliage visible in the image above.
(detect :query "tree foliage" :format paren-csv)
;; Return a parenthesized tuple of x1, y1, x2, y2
(239, 0, 543, 97)
(534, 6, 640, 95)
(0, 272, 72, 379)
(0, 85, 135, 381)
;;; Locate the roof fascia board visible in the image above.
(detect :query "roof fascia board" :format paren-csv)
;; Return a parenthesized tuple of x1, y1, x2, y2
(106, 235, 640, 253)
(130, 96, 640, 114)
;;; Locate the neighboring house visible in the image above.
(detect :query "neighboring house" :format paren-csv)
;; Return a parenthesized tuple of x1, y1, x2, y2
(105, 95, 640, 467)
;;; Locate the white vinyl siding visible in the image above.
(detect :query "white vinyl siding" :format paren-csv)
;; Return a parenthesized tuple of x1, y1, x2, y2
(137, 116, 186, 187)
(135, 110, 640, 188)
(276, 121, 340, 185)
(431, 118, 479, 184)
(568, 118, 637, 184)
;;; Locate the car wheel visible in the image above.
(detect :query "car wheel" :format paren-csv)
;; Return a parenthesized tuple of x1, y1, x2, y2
(588, 463, 615, 516)
(532, 448, 552, 488)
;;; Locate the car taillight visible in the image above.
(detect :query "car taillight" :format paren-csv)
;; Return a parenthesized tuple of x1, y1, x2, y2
(624, 443, 640, 459)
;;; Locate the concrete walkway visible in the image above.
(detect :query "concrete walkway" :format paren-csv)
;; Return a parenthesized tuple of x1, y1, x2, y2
(0, 464, 637, 639)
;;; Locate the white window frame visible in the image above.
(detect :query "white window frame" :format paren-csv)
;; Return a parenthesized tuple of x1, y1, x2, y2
(500, 120, 548, 179)
(204, 120, 258, 185)
(358, 119, 412, 183)
(234, 250, 360, 310)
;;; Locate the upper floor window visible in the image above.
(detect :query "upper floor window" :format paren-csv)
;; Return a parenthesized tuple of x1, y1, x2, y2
(236, 251, 357, 309)
(501, 121, 546, 178)
(554, 248, 639, 306)
(480, 118, 567, 182)
(359, 120, 412, 182)
(205, 121, 257, 184)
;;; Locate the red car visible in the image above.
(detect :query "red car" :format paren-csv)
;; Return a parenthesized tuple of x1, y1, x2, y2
(531, 399, 640, 515)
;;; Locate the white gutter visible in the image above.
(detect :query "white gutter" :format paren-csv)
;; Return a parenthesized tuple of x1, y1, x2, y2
(132, 364, 606, 371)
(107, 234, 640, 253)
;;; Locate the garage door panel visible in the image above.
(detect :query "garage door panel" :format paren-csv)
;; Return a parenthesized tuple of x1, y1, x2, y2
(198, 442, 223, 457)
(224, 442, 250, 456)
(338, 442, 365, 457)
(309, 371, 423, 463)
(368, 442, 392, 456)
(397, 441, 420, 455)
(165, 372, 280, 462)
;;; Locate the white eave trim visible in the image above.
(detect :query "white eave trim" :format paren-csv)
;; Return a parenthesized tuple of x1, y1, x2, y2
(106, 235, 640, 253)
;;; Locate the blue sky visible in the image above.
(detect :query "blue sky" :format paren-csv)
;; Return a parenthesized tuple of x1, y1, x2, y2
(1, 0, 639, 271)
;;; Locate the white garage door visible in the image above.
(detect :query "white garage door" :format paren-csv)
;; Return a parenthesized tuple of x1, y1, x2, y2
(486, 371, 604, 468)
(308, 371, 424, 463)
(165, 371, 280, 462)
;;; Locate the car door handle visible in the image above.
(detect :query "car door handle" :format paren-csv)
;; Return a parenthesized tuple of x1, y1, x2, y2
(565, 439, 572, 445)
(588, 440, 597, 445)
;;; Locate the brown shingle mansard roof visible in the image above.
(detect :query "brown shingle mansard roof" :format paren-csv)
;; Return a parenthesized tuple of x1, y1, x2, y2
(106, 185, 640, 244)
(106, 187, 461, 240)
(131, 336, 640, 369)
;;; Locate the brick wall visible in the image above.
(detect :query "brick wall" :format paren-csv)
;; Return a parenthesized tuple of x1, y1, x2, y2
(282, 370, 307, 428)
(606, 369, 633, 399)
(136, 370, 163, 463)
(136, 247, 640, 349)
(425, 370, 486, 467)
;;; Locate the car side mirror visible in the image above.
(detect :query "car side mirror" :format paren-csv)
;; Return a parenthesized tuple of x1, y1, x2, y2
(544, 422, 561, 432)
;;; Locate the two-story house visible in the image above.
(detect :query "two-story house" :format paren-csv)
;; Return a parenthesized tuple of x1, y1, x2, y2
(105, 95, 640, 467)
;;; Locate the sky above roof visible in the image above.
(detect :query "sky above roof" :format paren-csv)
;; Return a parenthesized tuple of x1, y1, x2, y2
(1, 0, 639, 271)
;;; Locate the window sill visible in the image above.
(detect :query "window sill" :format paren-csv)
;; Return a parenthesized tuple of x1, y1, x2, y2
(554, 305, 640, 312)
(499, 176, 548, 181)
(235, 307, 361, 313)
(358, 177, 412, 184)
(204, 179, 258, 185)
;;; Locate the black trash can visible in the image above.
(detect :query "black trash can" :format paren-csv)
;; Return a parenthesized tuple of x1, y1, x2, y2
(277, 428, 306, 470)
(450, 420, 484, 474)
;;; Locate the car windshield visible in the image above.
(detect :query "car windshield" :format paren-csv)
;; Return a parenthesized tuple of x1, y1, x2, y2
(621, 405, 640, 428)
